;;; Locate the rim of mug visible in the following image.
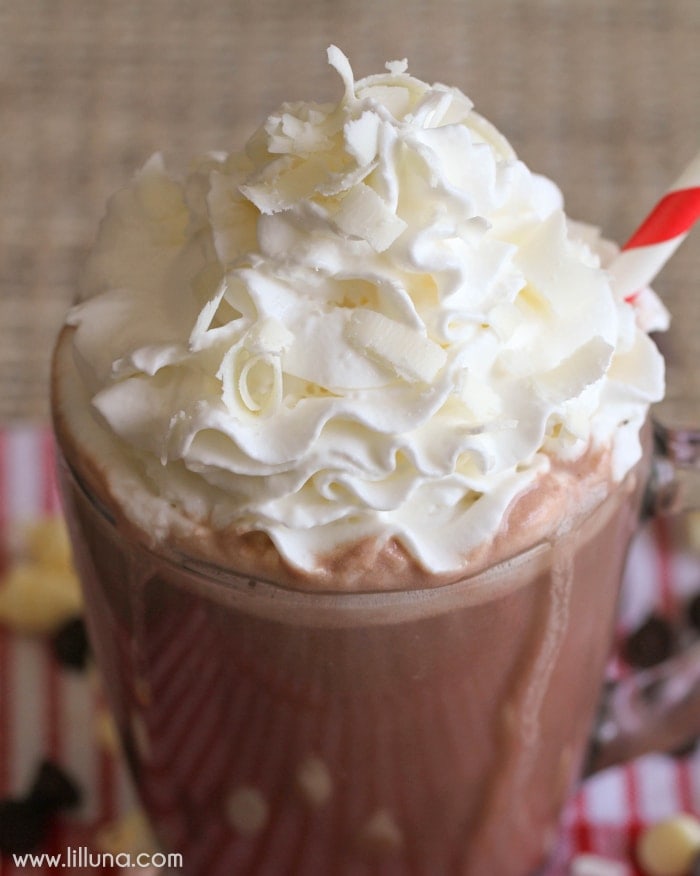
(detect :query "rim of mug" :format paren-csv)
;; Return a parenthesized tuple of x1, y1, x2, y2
(55, 445, 640, 627)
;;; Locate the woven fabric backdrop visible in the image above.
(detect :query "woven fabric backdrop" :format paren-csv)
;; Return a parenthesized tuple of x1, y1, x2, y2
(1, 0, 699, 421)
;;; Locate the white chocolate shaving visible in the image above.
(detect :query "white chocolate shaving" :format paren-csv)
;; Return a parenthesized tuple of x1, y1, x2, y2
(238, 353, 283, 414)
(332, 184, 407, 252)
(246, 317, 294, 354)
(346, 309, 446, 383)
(536, 337, 614, 404)
(344, 111, 381, 166)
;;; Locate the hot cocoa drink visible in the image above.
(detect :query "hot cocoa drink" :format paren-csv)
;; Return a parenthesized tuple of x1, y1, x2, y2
(52, 48, 668, 875)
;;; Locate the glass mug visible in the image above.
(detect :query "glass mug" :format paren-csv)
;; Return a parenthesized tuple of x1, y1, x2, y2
(52, 415, 700, 876)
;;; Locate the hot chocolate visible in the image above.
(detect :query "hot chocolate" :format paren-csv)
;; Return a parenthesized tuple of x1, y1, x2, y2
(52, 47, 667, 875)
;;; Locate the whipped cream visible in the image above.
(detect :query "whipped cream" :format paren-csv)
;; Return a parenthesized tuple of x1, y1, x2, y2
(64, 47, 667, 575)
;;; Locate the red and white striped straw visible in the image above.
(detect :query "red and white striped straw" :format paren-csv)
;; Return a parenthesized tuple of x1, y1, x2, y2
(608, 149, 700, 301)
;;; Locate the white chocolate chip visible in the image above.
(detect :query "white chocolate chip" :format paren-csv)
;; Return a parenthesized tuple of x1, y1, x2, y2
(24, 518, 74, 570)
(96, 808, 158, 858)
(636, 815, 700, 876)
(225, 786, 269, 836)
(0, 517, 83, 634)
(0, 563, 82, 634)
(685, 512, 700, 552)
(570, 853, 631, 876)
(95, 706, 120, 753)
(295, 755, 333, 808)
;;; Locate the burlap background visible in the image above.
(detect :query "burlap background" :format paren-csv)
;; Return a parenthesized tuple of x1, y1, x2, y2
(1, 0, 699, 421)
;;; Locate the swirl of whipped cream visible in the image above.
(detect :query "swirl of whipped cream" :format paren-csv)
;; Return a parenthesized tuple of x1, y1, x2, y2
(66, 46, 667, 574)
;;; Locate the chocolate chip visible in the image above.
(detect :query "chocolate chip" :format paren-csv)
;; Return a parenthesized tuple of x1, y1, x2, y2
(639, 676, 667, 705)
(28, 760, 82, 812)
(0, 798, 48, 855)
(0, 761, 81, 857)
(691, 849, 700, 876)
(622, 614, 674, 669)
(51, 616, 90, 670)
(672, 736, 700, 759)
(686, 592, 700, 634)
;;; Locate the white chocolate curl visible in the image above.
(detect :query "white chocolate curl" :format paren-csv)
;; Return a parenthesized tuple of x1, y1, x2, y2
(67, 47, 668, 574)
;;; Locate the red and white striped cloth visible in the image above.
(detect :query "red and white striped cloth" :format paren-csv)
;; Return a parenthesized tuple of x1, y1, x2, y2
(0, 425, 699, 876)
(0, 427, 135, 876)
